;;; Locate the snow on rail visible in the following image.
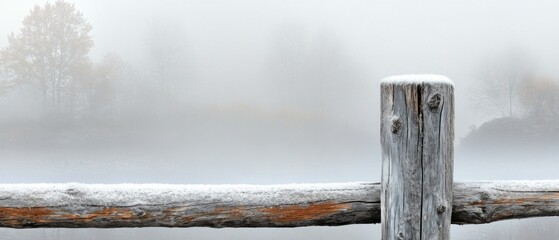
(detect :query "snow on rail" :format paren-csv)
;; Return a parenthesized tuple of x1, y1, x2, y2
(0, 181, 558, 228)
(0, 182, 375, 207)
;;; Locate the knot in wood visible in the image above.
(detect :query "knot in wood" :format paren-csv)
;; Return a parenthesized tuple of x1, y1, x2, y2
(427, 93, 442, 112)
(397, 231, 405, 240)
(132, 208, 146, 217)
(437, 204, 446, 214)
(391, 117, 402, 134)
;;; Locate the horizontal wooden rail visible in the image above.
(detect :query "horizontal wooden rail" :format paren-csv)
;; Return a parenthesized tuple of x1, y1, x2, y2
(452, 181, 559, 224)
(0, 181, 558, 228)
(0, 183, 379, 228)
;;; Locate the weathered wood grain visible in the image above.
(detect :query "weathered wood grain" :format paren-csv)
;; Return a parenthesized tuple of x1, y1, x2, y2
(452, 181, 559, 224)
(380, 75, 454, 240)
(0, 181, 558, 228)
(0, 183, 379, 228)
(419, 78, 454, 239)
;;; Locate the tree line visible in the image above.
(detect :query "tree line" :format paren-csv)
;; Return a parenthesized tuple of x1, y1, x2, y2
(3, 1, 557, 124)
(0, 0, 188, 120)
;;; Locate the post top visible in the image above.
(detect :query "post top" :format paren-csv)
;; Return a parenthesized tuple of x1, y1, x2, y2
(382, 74, 454, 86)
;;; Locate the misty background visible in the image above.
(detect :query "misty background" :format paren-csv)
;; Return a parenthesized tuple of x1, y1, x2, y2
(1, 0, 559, 239)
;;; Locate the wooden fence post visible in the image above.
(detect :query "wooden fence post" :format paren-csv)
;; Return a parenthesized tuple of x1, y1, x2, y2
(380, 75, 454, 240)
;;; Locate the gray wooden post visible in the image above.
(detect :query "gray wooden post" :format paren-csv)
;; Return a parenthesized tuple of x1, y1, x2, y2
(380, 75, 454, 240)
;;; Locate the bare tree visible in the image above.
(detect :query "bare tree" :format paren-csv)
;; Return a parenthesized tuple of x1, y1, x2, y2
(270, 24, 308, 84)
(0, 0, 93, 113)
(145, 19, 188, 91)
(471, 49, 532, 118)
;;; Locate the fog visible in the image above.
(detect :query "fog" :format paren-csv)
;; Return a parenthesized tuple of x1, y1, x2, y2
(1, 0, 559, 239)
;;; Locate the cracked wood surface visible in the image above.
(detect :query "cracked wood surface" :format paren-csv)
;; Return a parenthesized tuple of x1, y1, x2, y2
(0, 181, 558, 228)
(380, 76, 454, 240)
